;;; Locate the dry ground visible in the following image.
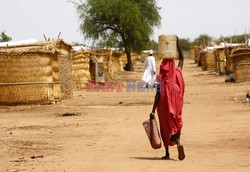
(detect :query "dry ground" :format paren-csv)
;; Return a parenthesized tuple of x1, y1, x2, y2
(0, 58, 250, 172)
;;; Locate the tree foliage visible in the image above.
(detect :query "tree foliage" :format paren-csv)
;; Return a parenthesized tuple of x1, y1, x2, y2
(178, 38, 191, 51)
(97, 32, 120, 48)
(0, 31, 12, 42)
(75, 0, 161, 70)
(192, 34, 214, 47)
(144, 39, 158, 51)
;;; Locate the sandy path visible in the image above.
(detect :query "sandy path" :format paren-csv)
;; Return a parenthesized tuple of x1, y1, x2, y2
(0, 59, 249, 172)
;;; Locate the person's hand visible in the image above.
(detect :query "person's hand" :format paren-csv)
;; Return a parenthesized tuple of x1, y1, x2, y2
(150, 112, 155, 119)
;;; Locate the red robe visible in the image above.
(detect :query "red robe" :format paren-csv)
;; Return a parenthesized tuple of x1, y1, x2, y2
(156, 59, 185, 146)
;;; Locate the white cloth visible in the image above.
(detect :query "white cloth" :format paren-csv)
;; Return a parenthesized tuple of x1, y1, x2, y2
(142, 55, 156, 84)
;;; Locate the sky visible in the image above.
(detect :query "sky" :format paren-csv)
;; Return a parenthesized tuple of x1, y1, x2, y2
(0, 0, 249, 45)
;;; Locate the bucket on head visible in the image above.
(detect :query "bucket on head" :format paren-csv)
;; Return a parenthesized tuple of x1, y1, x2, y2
(158, 34, 178, 59)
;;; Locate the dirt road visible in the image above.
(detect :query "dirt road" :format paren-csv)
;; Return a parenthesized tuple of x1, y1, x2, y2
(0, 59, 250, 172)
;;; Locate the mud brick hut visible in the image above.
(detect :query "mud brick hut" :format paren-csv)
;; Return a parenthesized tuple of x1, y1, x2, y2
(231, 48, 250, 82)
(71, 50, 91, 89)
(0, 39, 73, 105)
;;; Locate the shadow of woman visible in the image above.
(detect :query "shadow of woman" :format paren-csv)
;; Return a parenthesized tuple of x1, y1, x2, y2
(130, 157, 176, 161)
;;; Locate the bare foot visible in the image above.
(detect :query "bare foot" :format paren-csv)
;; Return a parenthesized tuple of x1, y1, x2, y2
(177, 145, 185, 161)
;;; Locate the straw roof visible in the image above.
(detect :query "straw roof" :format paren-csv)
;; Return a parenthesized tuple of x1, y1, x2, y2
(232, 47, 250, 55)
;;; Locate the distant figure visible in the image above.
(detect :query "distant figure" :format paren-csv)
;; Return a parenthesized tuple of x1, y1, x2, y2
(150, 37, 185, 160)
(142, 50, 156, 88)
(225, 70, 235, 83)
(247, 93, 250, 99)
(214, 50, 223, 75)
(243, 93, 250, 103)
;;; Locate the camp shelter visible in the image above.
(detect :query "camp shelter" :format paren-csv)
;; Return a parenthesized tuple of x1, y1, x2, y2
(71, 48, 126, 89)
(190, 46, 200, 63)
(0, 39, 73, 105)
(218, 42, 244, 73)
(131, 52, 142, 64)
(71, 50, 91, 89)
(111, 51, 125, 73)
(90, 49, 113, 83)
(231, 48, 250, 82)
(0, 49, 61, 105)
(206, 51, 216, 71)
(0, 39, 73, 100)
(54, 40, 73, 99)
(224, 46, 242, 73)
(199, 51, 206, 70)
(200, 48, 216, 71)
(213, 47, 227, 74)
(190, 47, 195, 61)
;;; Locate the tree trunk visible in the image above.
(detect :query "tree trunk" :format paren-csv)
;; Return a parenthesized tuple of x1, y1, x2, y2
(124, 48, 133, 71)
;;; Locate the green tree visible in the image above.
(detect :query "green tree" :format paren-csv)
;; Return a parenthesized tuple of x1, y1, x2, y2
(178, 38, 191, 51)
(0, 31, 12, 42)
(192, 34, 213, 47)
(97, 32, 120, 48)
(72, 42, 85, 46)
(74, 0, 161, 71)
(143, 39, 158, 51)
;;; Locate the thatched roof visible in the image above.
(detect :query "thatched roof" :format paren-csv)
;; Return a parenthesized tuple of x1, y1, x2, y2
(231, 48, 250, 56)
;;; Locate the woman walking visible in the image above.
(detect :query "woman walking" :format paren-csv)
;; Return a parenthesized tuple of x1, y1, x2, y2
(150, 37, 185, 160)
